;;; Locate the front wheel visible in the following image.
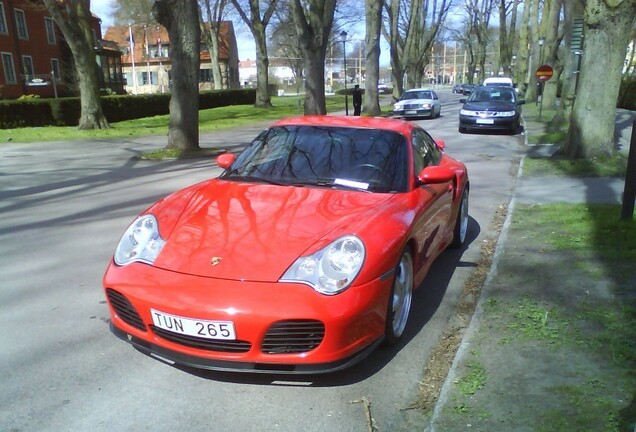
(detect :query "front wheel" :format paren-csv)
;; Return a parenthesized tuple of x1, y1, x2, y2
(450, 188, 469, 248)
(384, 249, 414, 345)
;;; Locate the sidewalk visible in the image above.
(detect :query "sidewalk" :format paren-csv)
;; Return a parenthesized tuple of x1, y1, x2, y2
(425, 112, 636, 431)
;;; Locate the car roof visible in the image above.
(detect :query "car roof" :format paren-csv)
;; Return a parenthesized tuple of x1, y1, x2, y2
(272, 115, 417, 136)
(403, 88, 434, 92)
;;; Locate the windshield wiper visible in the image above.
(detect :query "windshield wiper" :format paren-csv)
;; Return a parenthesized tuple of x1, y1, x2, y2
(290, 178, 373, 193)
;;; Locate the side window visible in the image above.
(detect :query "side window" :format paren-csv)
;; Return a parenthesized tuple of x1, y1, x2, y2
(412, 129, 442, 174)
(0, 3, 7, 34)
(14, 9, 28, 40)
(45, 17, 56, 44)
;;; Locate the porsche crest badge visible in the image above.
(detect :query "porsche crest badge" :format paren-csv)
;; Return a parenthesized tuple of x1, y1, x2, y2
(211, 257, 222, 266)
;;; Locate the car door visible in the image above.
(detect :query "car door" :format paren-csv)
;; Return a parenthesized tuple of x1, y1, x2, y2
(410, 129, 453, 280)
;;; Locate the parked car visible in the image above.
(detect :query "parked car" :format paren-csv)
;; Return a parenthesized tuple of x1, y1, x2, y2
(378, 84, 392, 94)
(452, 83, 463, 94)
(103, 115, 470, 374)
(460, 83, 476, 95)
(392, 88, 442, 119)
(458, 85, 525, 134)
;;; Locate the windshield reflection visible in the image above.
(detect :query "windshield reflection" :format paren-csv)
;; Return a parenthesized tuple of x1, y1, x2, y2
(220, 125, 409, 193)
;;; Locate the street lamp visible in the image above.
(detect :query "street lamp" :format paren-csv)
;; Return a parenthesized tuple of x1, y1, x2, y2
(340, 30, 348, 116)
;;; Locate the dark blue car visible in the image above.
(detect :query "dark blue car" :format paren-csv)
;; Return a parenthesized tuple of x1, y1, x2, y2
(458, 85, 525, 134)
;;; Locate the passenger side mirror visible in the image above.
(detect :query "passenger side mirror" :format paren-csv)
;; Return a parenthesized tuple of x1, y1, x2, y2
(216, 152, 235, 169)
(418, 166, 454, 184)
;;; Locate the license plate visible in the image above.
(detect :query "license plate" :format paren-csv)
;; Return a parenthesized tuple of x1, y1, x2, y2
(406, 110, 417, 114)
(151, 309, 236, 340)
(476, 118, 494, 124)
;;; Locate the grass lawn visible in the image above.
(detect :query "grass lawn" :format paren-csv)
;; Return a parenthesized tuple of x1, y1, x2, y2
(0, 94, 393, 144)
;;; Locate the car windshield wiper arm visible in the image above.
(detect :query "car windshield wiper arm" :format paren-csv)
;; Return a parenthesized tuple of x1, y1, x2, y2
(290, 178, 372, 193)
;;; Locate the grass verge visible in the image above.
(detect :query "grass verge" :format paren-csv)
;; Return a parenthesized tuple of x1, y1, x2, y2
(432, 203, 636, 431)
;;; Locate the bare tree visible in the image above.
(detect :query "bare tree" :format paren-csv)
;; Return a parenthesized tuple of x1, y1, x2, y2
(153, 0, 201, 151)
(364, 0, 382, 115)
(229, 0, 279, 107)
(383, 0, 452, 99)
(42, 0, 109, 129)
(498, 0, 519, 78)
(289, 0, 337, 115)
(200, 0, 227, 90)
(563, 0, 636, 158)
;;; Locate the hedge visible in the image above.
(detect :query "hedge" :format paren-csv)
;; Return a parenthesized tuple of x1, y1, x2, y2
(0, 88, 256, 129)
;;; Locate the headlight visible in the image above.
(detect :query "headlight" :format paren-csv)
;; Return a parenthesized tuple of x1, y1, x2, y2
(422, 103, 431, 108)
(114, 214, 166, 266)
(393, 104, 402, 110)
(280, 235, 365, 295)
(498, 111, 516, 117)
(460, 109, 478, 116)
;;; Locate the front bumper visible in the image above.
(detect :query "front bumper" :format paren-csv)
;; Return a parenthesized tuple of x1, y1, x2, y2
(393, 108, 434, 118)
(459, 115, 518, 131)
(104, 262, 392, 374)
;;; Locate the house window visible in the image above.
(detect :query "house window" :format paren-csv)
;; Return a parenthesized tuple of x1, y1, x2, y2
(22, 55, 34, 80)
(200, 68, 212, 82)
(1, 52, 16, 84)
(140, 71, 157, 85)
(14, 9, 28, 40)
(51, 58, 60, 79)
(45, 17, 56, 44)
(0, 3, 7, 34)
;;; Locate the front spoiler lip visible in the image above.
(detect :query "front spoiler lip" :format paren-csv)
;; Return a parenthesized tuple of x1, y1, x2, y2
(111, 322, 383, 375)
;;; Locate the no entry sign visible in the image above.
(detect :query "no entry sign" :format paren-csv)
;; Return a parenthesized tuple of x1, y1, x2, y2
(535, 64, 554, 81)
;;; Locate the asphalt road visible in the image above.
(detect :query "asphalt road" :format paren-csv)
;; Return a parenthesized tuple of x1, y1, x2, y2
(0, 90, 523, 432)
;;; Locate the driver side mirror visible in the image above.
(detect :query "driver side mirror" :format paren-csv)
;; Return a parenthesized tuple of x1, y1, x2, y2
(433, 138, 446, 151)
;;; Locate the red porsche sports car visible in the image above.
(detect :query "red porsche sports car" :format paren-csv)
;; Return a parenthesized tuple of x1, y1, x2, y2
(103, 115, 469, 374)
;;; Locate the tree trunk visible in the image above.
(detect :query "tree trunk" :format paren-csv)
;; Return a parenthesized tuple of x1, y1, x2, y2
(514, 0, 531, 91)
(564, 0, 636, 158)
(525, 0, 541, 102)
(230, 0, 278, 107)
(364, 0, 382, 116)
(42, 0, 109, 129)
(254, 31, 273, 107)
(552, 0, 585, 129)
(201, 0, 225, 90)
(540, 0, 563, 110)
(154, 0, 201, 151)
(289, 0, 336, 115)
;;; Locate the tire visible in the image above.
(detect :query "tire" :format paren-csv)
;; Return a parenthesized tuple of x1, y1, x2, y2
(459, 126, 466, 133)
(450, 188, 469, 249)
(384, 249, 414, 345)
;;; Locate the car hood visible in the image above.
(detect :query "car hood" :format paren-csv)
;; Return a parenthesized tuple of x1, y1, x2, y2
(151, 179, 394, 282)
(462, 101, 516, 112)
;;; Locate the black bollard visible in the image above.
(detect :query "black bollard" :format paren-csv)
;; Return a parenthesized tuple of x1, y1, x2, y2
(620, 119, 636, 220)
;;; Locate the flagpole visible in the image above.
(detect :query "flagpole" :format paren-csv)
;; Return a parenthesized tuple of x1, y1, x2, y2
(128, 24, 138, 95)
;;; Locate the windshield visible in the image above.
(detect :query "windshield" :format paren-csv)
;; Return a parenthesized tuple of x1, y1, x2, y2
(400, 91, 432, 101)
(468, 87, 516, 103)
(220, 125, 409, 193)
